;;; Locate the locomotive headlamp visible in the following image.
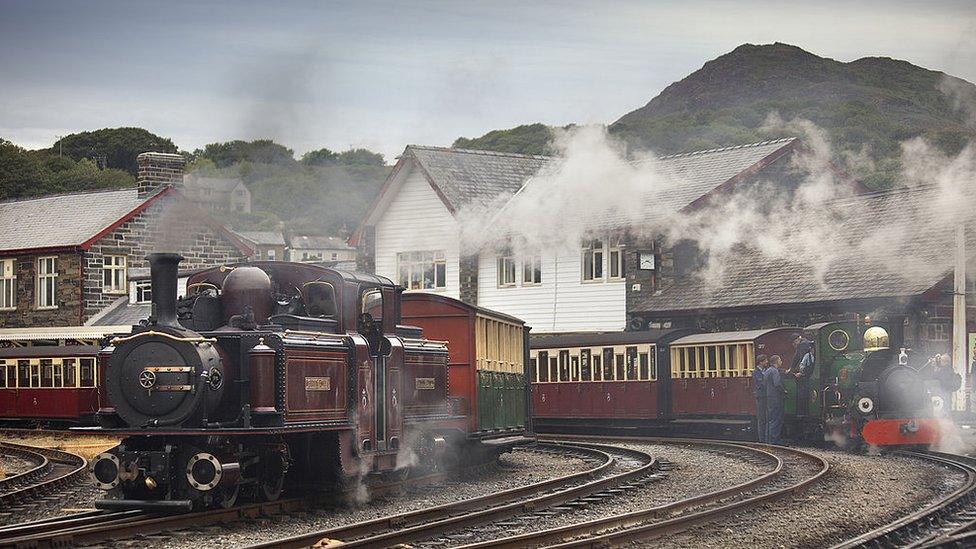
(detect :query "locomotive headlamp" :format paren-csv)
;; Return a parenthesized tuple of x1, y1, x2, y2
(91, 453, 121, 490)
(856, 396, 875, 414)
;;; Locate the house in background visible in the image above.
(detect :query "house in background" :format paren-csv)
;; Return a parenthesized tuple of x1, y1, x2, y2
(351, 139, 800, 333)
(182, 173, 252, 213)
(0, 152, 253, 342)
(290, 235, 356, 268)
(234, 231, 286, 261)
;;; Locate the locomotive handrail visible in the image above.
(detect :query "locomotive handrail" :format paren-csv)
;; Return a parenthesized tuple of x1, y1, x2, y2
(110, 331, 217, 345)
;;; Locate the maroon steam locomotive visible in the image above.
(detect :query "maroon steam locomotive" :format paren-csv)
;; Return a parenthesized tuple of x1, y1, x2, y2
(88, 254, 529, 510)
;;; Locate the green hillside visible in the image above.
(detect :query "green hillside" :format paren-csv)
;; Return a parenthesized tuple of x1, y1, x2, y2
(454, 43, 976, 186)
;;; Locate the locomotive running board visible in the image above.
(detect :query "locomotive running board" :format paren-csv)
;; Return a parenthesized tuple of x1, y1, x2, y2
(95, 499, 193, 512)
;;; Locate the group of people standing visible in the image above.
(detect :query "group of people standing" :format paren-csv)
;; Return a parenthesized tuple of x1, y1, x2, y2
(753, 335, 815, 444)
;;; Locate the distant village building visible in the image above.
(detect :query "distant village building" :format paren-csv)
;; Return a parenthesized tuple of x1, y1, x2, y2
(351, 140, 801, 333)
(0, 152, 253, 342)
(234, 231, 286, 261)
(181, 173, 252, 213)
(290, 235, 356, 267)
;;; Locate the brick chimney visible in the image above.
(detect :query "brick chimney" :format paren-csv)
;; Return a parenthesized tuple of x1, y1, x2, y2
(137, 152, 185, 198)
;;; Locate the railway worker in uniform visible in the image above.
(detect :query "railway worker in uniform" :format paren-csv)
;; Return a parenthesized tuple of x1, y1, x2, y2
(765, 356, 787, 445)
(788, 335, 814, 416)
(753, 355, 769, 443)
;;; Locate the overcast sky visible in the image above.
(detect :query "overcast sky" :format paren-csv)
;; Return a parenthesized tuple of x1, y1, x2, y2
(1, 0, 973, 161)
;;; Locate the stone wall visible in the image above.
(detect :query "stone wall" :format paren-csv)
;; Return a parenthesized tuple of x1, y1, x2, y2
(356, 226, 375, 273)
(0, 252, 84, 328)
(459, 254, 478, 305)
(137, 152, 185, 198)
(82, 193, 248, 320)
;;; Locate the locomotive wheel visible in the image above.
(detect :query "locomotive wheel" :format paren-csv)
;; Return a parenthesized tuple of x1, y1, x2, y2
(258, 453, 286, 502)
(217, 484, 240, 509)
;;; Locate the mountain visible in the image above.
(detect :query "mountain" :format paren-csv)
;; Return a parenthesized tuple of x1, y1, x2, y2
(454, 43, 976, 185)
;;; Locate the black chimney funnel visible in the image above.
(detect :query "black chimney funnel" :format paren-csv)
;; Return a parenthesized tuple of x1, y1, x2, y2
(147, 253, 183, 328)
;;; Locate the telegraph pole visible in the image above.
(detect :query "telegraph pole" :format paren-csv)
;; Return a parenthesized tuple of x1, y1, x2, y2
(952, 225, 968, 412)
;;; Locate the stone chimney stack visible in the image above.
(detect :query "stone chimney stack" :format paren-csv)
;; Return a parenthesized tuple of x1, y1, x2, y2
(137, 152, 185, 198)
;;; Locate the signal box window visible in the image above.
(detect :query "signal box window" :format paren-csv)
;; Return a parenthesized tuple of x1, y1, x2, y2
(0, 259, 15, 310)
(135, 280, 152, 304)
(103, 255, 127, 294)
(609, 236, 625, 279)
(582, 239, 604, 281)
(397, 251, 446, 290)
(36, 256, 58, 309)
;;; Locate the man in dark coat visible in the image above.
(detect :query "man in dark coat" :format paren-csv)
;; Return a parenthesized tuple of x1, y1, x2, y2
(764, 358, 787, 444)
(753, 355, 769, 442)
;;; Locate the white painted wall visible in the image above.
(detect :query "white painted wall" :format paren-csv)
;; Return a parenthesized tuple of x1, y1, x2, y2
(477, 248, 626, 333)
(374, 164, 461, 299)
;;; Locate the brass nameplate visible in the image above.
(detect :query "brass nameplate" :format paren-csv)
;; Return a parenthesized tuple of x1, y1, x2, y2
(305, 377, 332, 391)
(415, 377, 436, 390)
(156, 385, 192, 392)
(146, 366, 192, 373)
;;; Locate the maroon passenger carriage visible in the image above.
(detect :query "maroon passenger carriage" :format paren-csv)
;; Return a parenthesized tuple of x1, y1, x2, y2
(87, 254, 529, 510)
(530, 328, 802, 438)
(0, 345, 100, 424)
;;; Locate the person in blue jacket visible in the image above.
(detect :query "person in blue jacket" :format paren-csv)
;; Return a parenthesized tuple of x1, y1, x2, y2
(764, 357, 787, 444)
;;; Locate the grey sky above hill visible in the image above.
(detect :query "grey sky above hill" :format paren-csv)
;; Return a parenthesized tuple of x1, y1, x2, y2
(1, 0, 973, 160)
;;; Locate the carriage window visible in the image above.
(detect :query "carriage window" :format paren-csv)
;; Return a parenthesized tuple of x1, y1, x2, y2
(18, 360, 29, 387)
(80, 359, 95, 387)
(602, 348, 614, 380)
(6, 366, 13, 388)
(571, 356, 580, 382)
(706, 347, 717, 378)
(530, 357, 538, 382)
(549, 357, 558, 382)
(687, 348, 698, 378)
(639, 352, 650, 380)
(537, 351, 549, 382)
(30, 362, 40, 387)
(580, 349, 592, 381)
(593, 354, 602, 381)
(63, 359, 77, 387)
(53, 360, 63, 387)
(558, 351, 569, 381)
(40, 359, 54, 387)
(615, 353, 625, 381)
(0, 363, 5, 388)
(626, 347, 638, 380)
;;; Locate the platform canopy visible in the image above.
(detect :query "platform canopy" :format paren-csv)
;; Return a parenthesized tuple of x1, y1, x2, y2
(0, 325, 132, 346)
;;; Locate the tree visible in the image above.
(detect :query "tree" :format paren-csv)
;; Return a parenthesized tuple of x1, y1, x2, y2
(195, 139, 296, 168)
(336, 148, 384, 166)
(0, 139, 45, 199)
(301, 148, 339, 166)
(53, 127, 178, 175)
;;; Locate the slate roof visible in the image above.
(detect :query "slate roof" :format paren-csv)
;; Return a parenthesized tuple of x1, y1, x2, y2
(235, 231, 286, 246)
(183, 175, 245, 192)
(90, 301, 151, 326)
(407, 146, 551, 211)
(633, 184, 975, 314)
(0, 187, 161, 253)
(291, 235, 354, 250)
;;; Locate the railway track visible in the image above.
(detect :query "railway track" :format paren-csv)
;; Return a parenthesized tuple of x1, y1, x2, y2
(242, 441, 660, 549)
(0, 441, 611, 548)
(443, 438, 826, 548)
(831, 451, 976, 549)
(0, 441, 87, 510)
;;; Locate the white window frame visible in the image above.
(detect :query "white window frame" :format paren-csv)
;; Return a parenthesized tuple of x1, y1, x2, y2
(134, 280, 152, 304)
(0, 258, 15, 310)
(267, 249, 276, 261)
(497, 254, 516, 288)
(397, 250, 447, 291)
(36, 256, 58, 309)
(608, 235, 625, 280)
(581, 239, 605, 282)
(522, 255, 542, 285)
(102, 255, 127, 294)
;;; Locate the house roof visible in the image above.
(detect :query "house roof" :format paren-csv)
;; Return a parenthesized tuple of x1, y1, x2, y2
(351, 138, 798, 246)
(291, 235, 354, 251)
(235, 231, 286, 246)
(89, 301, 151, 326)
(0, 187, 170, 254)
(632, 184, 975, 315)
(0, 185, 253, 256)
(183, 174, 246, 192)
